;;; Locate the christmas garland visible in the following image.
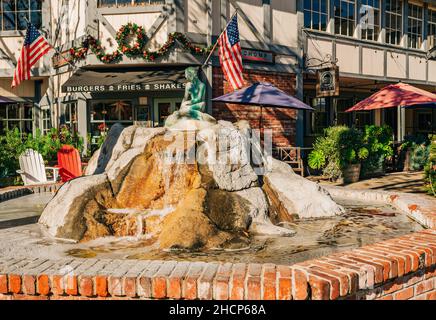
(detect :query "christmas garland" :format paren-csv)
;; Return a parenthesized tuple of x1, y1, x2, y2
(70, 35, 123, 64)
(68, 23, 213, 64)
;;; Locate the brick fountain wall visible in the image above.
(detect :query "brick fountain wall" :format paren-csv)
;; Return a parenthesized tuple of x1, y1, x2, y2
(0, 190, 435, 300)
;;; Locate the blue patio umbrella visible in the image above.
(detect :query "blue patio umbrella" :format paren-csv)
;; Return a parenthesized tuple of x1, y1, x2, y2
(212, 82, 314, 128)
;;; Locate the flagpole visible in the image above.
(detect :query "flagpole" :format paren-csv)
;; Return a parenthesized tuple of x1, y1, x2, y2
(201, 10, 239, 68)
(23, 18, 77, 71)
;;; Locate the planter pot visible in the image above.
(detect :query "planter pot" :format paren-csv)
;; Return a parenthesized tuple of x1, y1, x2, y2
(342, 163, 361, 184)
(403, 148, 412, 172)
(361, 156, 386, 178)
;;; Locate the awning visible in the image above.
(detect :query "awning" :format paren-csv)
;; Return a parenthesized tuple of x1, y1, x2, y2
(346, 83, 436, 112)
(61, 68, 188, 93)
(0, 96, 33, 104)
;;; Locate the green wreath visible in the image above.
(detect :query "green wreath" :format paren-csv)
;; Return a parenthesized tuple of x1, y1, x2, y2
(116, 22, 147, 58)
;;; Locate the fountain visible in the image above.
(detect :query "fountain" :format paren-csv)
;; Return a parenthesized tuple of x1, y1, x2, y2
(38, 67, 344, 251)
(0, 68, 431, 301)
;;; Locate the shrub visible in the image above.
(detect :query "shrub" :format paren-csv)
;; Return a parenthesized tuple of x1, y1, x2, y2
(308, 149, 326, 170)
(361, 125, 393, 177)
(400, 134, 430, 171)
(0, 128, 28, 178)
(309, 126, 368, 180)
(424, 135, 436, 196)
(0, 126, 84, 180)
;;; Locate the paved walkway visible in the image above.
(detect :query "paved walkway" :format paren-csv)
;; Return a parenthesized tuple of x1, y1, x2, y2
(310, 171, 431, 195)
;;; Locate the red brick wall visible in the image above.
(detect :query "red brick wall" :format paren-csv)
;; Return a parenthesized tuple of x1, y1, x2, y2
(212, 67, 298, 147)
(0, 229, 435, 300)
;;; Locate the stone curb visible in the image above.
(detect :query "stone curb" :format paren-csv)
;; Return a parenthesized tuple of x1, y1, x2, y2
(0, 183, 62, 203)
(324, 186, 436, 229)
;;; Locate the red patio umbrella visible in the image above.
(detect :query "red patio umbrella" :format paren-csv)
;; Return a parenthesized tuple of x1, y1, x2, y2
(346, 83, 436, 112)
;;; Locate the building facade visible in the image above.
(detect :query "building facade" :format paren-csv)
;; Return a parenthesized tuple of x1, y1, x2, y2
(0, 0, 435, 152)
(302, 0, 436, 146)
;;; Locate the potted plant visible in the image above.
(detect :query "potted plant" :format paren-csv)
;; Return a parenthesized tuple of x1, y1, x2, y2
(399, 134, 430, 172)
(308, 126, 368, 183)
(361, 125, 394, 178)
(424, 135, 436, 197)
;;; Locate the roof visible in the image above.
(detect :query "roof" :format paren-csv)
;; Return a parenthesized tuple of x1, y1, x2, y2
(0, 96, 33, 104)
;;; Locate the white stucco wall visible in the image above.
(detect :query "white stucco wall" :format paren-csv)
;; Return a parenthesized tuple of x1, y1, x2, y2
(386, 52, 407, 79)
(101, 12, 168, 51)
(336, 43, 360, 74)
(362, 48, 384, 77)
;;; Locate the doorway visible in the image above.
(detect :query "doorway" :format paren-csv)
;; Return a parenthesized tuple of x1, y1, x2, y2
(153, 98, 183, 127)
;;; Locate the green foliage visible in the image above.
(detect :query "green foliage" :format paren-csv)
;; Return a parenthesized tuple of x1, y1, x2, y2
(361, 125, 393, 177)
(309, 126, 368, 180)
(0, 128, 27, 178)
(308, 149, 326, 170)
(410, 144, 430, 171)
(0, 126, 85, 179)
(424, 135, 436, 196)
(399, 134, 429, 151)
(400, 134, 430, 171)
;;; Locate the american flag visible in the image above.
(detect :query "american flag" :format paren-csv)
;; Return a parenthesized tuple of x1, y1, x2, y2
(218, 14, 244, 90)
(12, 23, 52, 88)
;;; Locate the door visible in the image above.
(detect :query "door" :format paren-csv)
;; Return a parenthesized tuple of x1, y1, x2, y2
(153, 98, 183, 127)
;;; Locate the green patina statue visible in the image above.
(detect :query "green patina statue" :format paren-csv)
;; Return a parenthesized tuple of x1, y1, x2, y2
(165, 67, 216, 129)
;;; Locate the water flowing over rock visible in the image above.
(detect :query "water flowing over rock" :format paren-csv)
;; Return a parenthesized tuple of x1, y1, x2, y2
(39, 121, 343, 250)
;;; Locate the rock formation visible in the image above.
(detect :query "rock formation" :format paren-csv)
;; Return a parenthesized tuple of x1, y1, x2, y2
(39, 120, 344, 250)
(263, 159, 345, 221)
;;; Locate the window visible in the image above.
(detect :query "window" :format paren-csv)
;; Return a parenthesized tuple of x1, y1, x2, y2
(407, 3, 423, 49)
(385, 0, 402, 45)
(336, 98, 354, 126)
(0, 103, 33, 134)
(428, 9, 436, 50)
(41, 108, 51, 135)
(97, 0, 164, 7)
(89, 100, 133, 142)
(354, 111, 372, 129)
(415, 110, 434, 134)
(360, 0, 380, 41)
(0, 0, 42, 31)
(62, 102, 77, 134)
(334, 0, 356, 37)
(306, 98, 329, 135)
(304, 0, 329, 31)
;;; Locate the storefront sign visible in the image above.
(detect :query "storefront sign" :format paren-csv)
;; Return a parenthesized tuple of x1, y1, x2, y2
(316, 66, 340, 97)
(52, 51, 72, 69)
(62, 82, 187, 93)
(241, 49, 274, 64)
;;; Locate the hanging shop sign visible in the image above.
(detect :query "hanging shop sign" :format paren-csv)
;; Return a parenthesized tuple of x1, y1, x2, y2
(62, 82, 187, 93)
(52, 50, 72, 69)
(316, 66, 340, 97)
(241, 49, 274, 64)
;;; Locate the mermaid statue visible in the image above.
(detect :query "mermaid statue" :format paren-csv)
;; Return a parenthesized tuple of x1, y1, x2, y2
(165, 67, 216, 130)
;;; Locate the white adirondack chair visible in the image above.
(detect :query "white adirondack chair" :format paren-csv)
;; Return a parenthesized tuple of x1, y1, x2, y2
(16, 149, 59, 186)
